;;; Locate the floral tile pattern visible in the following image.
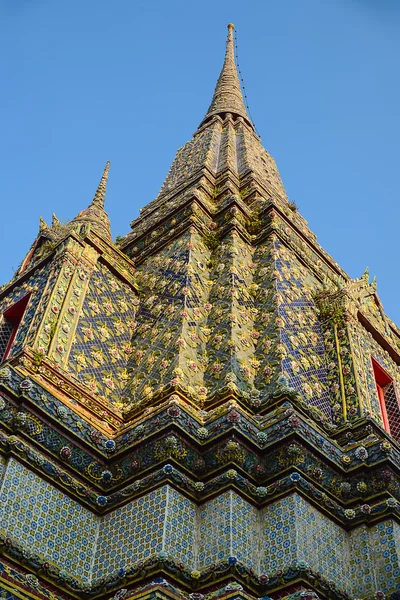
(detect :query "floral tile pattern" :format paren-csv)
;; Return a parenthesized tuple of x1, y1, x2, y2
(68, 261, 138, 402)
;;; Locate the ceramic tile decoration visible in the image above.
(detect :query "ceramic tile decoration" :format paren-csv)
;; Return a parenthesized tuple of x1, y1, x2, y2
(68, 260, 137, 403)
(164, 487, 197, 565)
(0, 459, 98, 582)
(93, 486, 168, 580)
(0, 21, 399, 600)
(262, 495, 298, 572)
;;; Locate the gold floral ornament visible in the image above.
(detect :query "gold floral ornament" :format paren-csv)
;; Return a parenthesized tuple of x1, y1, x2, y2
(109, 345, 121, 362)
(98, 323, 111, 341)
(74, 351, 87, 371)
(102, 374, 116, 393)
(81, 326, 95, 341)
(91, 348, 105, 365)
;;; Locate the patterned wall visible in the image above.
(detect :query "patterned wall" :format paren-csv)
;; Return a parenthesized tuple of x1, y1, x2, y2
(164, 488, 197, 565)
(198, 491, 258, 570)
(129, 230, 211, 407)
(262, 494, 393, 596)
(349, 525, 376, 597)
(273, 240, 332, 418)
(230, 493, 259, 569)
(262, 495, 298, 572)
(68, 261, 138, 404)
(295, 495, 351, 586)
(198, 492, 231, 568)
(93, 486, 168, 581)
(353, 319, 400, 426)
(94, 486, 198, 581)
(349, 519, 400, 595)
(0, 459, 98, 582)
(203, 232, 259, 396)
(128, 230, 334, 413)
(0, 460, 399, 595)
(371, 520, 400, 594)
(0, 264, 54, 358)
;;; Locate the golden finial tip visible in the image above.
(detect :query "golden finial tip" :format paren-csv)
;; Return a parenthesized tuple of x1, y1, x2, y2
(228, 23, 235, 30)
(39, 216, 48, 231)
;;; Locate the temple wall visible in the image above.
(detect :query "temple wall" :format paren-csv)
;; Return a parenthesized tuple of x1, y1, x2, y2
(353, 320, 400, 425)
(198, 491, 259, 570)
(0, 459, 98, 583)
(94, 486, 169, 580)
(0, 264, 55, 357)
(67, 260, 138, 404)
(272, 239, 332, 419)
(129, 230, 211, 406)
(370, 520, 400, 594)
(164, 487, 197, 565)
(0, 459, 399, 595)
(295, 495, 351, 586)
(261, 495, 298, 570)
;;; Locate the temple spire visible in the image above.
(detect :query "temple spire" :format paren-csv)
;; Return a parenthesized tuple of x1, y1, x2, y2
(71, 161, 112, 241)
(90, 160, 110, 209)
(199, 24, 253, 129)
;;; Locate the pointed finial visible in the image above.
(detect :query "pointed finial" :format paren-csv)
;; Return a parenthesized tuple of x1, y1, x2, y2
(39, 216, 48, 231)
(91, 161, 110, 209)
(71, 161, 112, 241)
(52, 213, 60, 227)
(199, 24, 253, 129)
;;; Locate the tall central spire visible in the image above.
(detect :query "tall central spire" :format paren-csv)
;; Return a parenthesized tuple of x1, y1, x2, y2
(199, 23, 253, 128)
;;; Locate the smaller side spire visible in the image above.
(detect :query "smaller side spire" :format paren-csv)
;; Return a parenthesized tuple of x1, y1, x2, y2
(91, 160, 110, 209)
(72, 161, 112, 241)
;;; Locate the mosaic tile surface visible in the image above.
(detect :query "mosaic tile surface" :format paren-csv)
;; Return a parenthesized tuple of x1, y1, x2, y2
(198, 492, 232, 568)
(350, 525, 376, 596)
(262, 495, 298, 572)
(93, 486, 168, 580)
(198, 492, 258, 570)
(164, 488, 196, 565)
(295, 495, 351, 589)
(0, 264, 51, 357)
(128, 230, 211, 407)
(371, 520, 400, 593)
(0, 456, 400, 594)
(68, 261, 138, 402)
(0, 459, 98, 582)
(128, 231, 335, 413)
(274, 241, 332, 419)
(230, 493, 259, 569)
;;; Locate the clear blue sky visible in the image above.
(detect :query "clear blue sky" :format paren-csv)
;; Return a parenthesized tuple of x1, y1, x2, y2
(1, 0, 400, 322)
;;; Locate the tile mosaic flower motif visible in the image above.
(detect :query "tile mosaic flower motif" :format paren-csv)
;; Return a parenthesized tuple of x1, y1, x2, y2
(68, 262, 137, 403)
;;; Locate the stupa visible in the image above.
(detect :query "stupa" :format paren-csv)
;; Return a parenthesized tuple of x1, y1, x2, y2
(0, 23, 399, 600)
